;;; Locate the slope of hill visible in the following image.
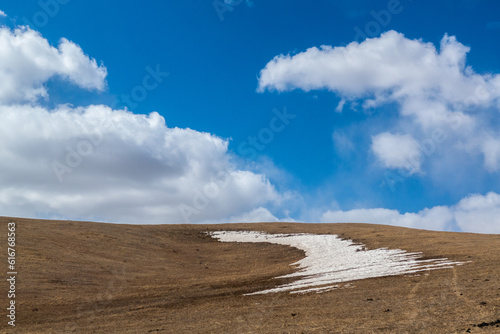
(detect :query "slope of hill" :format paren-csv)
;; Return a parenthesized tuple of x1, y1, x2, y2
(0, 217, 499, 333)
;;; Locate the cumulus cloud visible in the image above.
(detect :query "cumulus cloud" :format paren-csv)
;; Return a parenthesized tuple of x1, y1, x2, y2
(0, 27, 107, 104)
(454, 192, 500, 234)
(258, 31, 499, 108)
(371, 132, 422, 174)
(0, 10, 6, 17)
(481, 138, 500, 172)
(320, 192, 500, 234)
(258, 30, 500, 173)
(320, 206, 454, 231)
(0, 104, 283, 224)
(0, 25, 285, 224)
(223, 207, 281, 223)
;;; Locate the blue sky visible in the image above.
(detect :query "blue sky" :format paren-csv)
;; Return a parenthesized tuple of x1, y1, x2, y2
(0, 1, 500, 232)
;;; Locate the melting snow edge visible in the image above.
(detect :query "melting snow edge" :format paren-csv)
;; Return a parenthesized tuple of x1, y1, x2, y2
(209, 231, 466, 295)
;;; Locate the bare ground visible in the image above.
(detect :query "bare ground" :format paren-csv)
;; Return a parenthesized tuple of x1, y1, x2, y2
(0, 217, 499, 333)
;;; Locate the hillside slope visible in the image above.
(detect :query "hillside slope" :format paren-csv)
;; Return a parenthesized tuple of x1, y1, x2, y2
(0, 217, 499, 333)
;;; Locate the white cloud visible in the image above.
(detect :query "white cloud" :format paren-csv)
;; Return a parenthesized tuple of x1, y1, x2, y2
(225, 207, 281, 223)
(0, 25, 285, 224)
(454, 192, 500, 234)
(481, 138, 500, 172)
(258, 30, 500, 173)
(0, 10, 6, 17)
(0, 27, 107, 104)
(0, 104, 283, 224)
(258, 31, 499, 109)
(320, 192, 500, 234)
(371, 132, 422, 174)
(320, 206, 454, 231)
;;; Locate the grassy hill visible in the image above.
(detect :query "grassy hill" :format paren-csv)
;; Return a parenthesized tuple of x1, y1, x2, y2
(1, 217, 499, 333)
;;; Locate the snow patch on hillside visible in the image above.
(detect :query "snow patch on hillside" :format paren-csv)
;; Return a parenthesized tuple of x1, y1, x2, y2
(210, 231, 465, 294)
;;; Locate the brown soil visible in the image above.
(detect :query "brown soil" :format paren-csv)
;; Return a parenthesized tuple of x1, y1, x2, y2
(0, 217, 499, 333)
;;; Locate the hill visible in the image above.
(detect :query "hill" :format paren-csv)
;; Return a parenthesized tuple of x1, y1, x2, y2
(0, 217, 499, 333)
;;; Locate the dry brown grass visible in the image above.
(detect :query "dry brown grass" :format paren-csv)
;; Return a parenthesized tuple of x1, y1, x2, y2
(0, 216, 499, 333)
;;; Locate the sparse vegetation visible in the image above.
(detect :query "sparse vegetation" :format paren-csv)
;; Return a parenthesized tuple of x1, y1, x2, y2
(1, 217, 499, 333)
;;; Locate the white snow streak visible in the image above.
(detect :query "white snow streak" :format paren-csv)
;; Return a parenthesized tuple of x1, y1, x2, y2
(210, 231, 465, 294)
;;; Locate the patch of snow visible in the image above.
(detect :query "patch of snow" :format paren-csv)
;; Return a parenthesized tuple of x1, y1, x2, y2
(209, 231, 465, 294)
